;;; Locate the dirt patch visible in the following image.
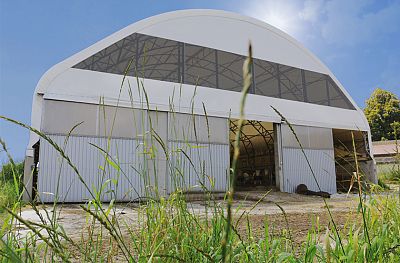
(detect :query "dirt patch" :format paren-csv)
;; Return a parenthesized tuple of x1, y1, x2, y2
(10, 191, 361, 246)
(234, 210, 360, 246)
(226, 191, 361, 246)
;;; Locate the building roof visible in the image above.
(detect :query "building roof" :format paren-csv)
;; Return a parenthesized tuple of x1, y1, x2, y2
(372, 140, 399, 156)
(34, 10, 345, 94)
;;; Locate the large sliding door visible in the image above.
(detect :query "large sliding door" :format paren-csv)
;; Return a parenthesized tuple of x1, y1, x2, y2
(279, 124, 337, 194)
(167, 113, 230, 193)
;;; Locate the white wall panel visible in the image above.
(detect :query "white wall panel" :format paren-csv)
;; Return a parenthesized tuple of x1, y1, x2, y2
(280, 124, 336, 194)
(146, 111, 168, 195)
(281, 148, 337, 194)
(38, 135, 144, 202)
(167, 141, 229, 193)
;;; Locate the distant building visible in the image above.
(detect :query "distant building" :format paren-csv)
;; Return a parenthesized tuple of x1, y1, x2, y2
(372, 140, 399, 164)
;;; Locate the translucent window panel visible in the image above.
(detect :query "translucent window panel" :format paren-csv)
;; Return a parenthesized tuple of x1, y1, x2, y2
(42, 100, 97, 136)
(217, 50, 245, 92)
(168, 113, 228, 143)
(308, 126, 333, 149)
(281, 124, 309, 148)
(304, 70, 329, 105)
(136, 34, 180, 83)
(253, 59, 280, 97)
(279, 65, 304, 102)
(71, 32, 357, 110)
(184, 44, 217, 88)
(74, 33, 139, 76)
(98, 106, 146, 139)
(327, 78, 355, 109)
(281, 124, 333, 149)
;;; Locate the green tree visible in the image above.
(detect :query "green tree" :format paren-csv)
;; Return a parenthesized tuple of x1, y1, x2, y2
(391, 121, 400, 140)
(364, 88, 400, 141)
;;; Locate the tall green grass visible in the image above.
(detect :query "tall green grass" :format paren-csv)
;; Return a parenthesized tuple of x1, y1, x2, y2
(0, 140, 24, 220)
(0, 44, 399, 262)
(0, 182, 18, 215)
(378, 163, 400, 183)
(377, 142, 400, 190)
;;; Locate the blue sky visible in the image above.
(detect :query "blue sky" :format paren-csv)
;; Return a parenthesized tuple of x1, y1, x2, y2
(0, 0, 399, 162)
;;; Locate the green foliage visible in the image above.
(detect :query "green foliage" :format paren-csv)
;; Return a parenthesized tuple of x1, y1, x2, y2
(1, 182, 400, 262)
(377, 178, 390, 190)
(0, 181, 18, 213)
(378, 163, 400, 183)
(364, 88, 400, 141)
(0, 157, 24, 214)
(0, 161, 24, 183)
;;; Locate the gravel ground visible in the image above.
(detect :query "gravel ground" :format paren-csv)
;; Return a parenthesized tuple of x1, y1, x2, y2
(10, 190, 361, 244)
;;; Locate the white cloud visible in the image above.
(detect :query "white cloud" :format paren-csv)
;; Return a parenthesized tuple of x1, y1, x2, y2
(243, 0, 400, 46)
(299, 0, 324, 23)
(242, 0, 307, 38)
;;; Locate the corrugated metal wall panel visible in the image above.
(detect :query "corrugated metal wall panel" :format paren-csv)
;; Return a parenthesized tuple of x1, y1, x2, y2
(38, 135, 144, 202)
(168, 141, 229, 193)
(282, 148, 336, 194)
(99, 137, 145, 202)
(279, 124, 337, 194)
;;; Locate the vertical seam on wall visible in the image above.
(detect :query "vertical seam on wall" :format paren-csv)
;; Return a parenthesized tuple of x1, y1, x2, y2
(181, 42, 185, 83)
(302, 70, 307, 102)
(325, 75, 331, 106)
(277, 64, 282, 98)
(279, 123, 284, 191)
(95, 103, 100, 137)
(165, 111, 169, 196)
(251, 59, 256, 94)
(215, 50, 219, 89)
(166, 112, 170, 194)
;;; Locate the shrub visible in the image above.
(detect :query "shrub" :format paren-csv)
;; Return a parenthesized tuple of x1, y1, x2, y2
(378, 163, 400, 183)
(0, 161, 24, 183)
(0, 181, 18, 213)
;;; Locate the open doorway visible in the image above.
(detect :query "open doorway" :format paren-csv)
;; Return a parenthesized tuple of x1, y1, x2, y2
(229, 119, 276, 190)
(333, 129, 373, 192)
(32, 141, 40, 201)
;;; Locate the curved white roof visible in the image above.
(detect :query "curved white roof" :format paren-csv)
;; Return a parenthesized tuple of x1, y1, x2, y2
(36, 9, 334, 94)
(27, 9, 370, 155)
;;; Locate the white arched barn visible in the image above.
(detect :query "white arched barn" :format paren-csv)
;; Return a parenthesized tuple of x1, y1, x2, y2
(23, 10, 377, 202)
